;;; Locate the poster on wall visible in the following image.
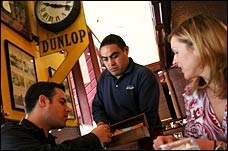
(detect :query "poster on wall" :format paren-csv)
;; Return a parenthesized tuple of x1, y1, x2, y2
(1, 1, 32, 41)
(4, 40, 37, 111)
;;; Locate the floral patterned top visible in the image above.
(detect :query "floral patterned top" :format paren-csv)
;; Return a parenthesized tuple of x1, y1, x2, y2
(183, 85, 227, 141)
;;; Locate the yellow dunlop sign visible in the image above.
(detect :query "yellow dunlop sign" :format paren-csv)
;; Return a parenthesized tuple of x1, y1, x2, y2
(37, 1, 89, 83)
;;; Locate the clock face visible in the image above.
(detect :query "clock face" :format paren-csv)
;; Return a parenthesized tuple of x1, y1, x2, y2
(35, 1, 80, 32)
(35, 1, 74, 24)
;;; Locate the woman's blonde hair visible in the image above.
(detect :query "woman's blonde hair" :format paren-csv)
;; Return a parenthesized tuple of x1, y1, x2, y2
(168, 14, 227, 98)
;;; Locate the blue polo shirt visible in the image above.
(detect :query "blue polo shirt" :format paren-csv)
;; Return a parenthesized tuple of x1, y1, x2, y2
(92, 58, 162, 131)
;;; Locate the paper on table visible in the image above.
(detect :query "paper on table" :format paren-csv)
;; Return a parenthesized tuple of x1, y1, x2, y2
(112, 122, 144, 136)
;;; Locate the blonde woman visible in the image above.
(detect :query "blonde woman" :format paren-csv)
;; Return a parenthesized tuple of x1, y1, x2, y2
(153, 14, 227, 150)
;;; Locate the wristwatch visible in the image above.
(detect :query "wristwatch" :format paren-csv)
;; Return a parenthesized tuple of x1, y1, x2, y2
(214, 141, 226, 150)
(215, 145, 226, 150)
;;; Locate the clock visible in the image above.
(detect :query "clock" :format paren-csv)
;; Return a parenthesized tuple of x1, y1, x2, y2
(35, 1, 80, 32)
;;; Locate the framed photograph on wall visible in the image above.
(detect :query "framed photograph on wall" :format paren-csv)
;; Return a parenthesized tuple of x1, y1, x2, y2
(48, 67, 76, 120)
(1, 1, 32, 41)
(4, 40, 37, 111)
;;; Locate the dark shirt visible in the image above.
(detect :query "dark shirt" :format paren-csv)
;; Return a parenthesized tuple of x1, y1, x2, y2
(1, 119, 102, 150)
(92, 58, 162, 132)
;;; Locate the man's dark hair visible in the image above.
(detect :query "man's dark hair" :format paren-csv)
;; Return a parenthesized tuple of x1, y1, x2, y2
(100, 34, 126, 50)
(24, 81, 65, 114)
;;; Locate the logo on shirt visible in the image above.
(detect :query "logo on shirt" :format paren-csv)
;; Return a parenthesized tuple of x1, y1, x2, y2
(126, 85, 134, 90)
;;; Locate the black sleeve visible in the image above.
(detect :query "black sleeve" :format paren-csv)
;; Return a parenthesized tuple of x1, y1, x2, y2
(59, 133, 102, 150)
(1, 123, 102, 150)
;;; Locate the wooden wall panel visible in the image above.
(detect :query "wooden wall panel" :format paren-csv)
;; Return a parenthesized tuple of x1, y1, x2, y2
(171, 1, 227, 29)
(146, 63, 172, 121)
(167, 68, 190, 118)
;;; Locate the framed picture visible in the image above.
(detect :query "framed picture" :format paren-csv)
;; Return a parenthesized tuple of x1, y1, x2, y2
(4, 40, 37, 111)
(1, 1, 32, 41)
(48, 67, 76, 120)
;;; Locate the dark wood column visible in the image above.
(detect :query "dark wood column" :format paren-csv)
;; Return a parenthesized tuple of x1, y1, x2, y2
(87, 27, 101, 81)
(151, 1, 181, 118)
(71, 61, 93, 125)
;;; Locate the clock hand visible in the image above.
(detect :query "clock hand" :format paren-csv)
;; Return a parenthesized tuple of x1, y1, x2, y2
(43, 3, 72, 10)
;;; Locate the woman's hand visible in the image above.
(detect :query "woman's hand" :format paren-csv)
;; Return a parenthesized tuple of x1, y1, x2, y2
(153, 135, 178, 150)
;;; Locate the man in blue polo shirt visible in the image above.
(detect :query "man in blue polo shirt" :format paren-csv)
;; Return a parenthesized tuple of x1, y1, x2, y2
(92, 34, 163, 149)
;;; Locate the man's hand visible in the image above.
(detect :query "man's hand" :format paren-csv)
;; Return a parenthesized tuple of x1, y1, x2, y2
(91, 124, 112, 143)
(153, 135, 178, 150)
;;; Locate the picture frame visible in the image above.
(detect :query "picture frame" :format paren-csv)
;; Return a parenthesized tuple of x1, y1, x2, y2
(1, 1, 32, 41)
(48, 67, 76, 120)
(4, 40, 37, 111)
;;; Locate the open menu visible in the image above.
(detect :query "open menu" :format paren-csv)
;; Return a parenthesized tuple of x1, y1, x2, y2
(112, 122, 144, 136)
(108, 113, 150, 147)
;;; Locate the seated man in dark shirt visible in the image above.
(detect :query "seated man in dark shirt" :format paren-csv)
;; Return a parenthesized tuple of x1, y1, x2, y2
(92, 34, 163, 149)
(1, 81, 112, 150)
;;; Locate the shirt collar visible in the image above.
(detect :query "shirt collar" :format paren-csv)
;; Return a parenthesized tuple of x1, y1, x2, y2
(19, 118, 42, 131)
(19, 119, 57, 142)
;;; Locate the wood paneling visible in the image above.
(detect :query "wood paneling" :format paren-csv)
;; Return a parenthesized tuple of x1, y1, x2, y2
(171, 1, 227, 29)
(146, 63, 172, 121)
(167, 68, 190, 118)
